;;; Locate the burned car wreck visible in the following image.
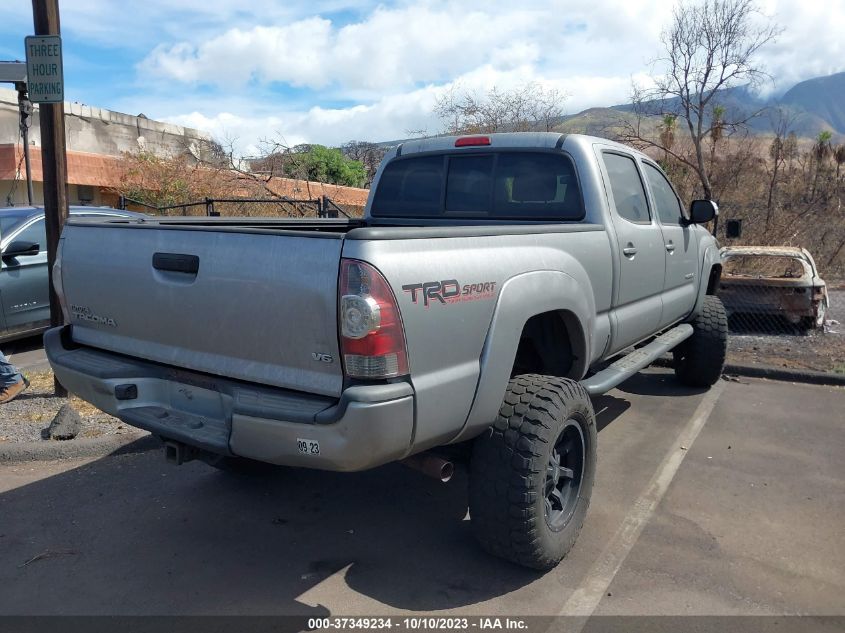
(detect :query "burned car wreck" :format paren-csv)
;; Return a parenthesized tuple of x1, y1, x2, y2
(718, 246, 829, 330)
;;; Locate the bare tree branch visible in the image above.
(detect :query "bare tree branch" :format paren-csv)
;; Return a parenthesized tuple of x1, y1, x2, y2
(630, 0, 780, 199)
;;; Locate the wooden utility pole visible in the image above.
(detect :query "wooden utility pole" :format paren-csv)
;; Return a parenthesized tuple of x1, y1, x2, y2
(32, 0, 68, 396)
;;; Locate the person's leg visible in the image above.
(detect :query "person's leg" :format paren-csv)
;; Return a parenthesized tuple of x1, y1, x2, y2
(0, 350, 23, 388)
(0, 350, 28, 404)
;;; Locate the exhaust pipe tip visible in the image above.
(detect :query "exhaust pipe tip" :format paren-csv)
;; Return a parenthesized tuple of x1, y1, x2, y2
(401, 453, 454, 483)
(438, 460, 455, 483)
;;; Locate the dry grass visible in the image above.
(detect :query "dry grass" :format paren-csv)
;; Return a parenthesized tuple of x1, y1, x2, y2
(25, 369, 105, 417)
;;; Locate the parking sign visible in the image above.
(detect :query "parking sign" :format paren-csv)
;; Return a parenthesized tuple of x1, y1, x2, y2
(25, 35, 64, 104)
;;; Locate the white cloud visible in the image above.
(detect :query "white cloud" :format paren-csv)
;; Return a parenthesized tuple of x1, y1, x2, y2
(156, 65, 654, 154)
(756, 0, 845, 95)
(139, 3, 555, 91)
(58, 0, 845, 150)
(1, 1, 378, 50)
(133, 0, 679, 149)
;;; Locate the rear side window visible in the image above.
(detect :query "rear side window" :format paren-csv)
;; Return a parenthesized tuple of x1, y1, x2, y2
(643, 163, 684, 225)
(602, 152, 650, 224)
(372, 155, 444, 216)
(371, 151, 583, 221)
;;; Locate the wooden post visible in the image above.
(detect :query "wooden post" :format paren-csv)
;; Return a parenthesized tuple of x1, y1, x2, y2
(32, 0, 68, 397)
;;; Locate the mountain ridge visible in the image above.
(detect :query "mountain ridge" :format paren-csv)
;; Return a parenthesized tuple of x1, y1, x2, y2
(576, 71, 845, 140)
(379, 71, 845, 146)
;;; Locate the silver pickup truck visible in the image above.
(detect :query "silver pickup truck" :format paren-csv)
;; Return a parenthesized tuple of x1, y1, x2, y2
(46, 133, 726, 570)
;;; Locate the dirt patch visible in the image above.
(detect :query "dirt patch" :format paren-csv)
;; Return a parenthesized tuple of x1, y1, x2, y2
(726, 289, 845, 373)
(0, 370, 131, 444)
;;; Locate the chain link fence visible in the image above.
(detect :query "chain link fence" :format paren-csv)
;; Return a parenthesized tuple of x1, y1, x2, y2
(715, 249, 844, 374)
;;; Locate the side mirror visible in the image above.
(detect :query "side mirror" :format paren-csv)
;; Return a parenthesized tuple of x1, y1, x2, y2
(2, 240, 41, 260)
(688, 199, 718, 224)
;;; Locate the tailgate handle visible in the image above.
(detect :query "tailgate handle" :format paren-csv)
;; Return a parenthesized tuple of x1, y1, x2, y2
(153, 253, 199, 275)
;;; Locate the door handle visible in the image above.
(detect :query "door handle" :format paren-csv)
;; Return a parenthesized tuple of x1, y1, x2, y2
(152, 252, 199, 275)
(622, 244, 637, 257)
(665, 241, 675, 253)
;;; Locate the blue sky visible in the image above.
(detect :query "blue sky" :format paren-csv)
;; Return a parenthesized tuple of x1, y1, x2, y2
(1, 1, 842, 155)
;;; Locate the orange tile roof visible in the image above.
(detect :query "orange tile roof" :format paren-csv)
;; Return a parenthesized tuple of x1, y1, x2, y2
(0, 144, 370, 207)
(0, 143, 126, 186)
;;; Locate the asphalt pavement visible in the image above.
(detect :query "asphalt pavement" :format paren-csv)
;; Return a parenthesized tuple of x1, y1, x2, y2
(0, 368, 842, 618)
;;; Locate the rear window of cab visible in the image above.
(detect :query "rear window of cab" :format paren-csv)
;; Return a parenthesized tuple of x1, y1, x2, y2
(371, 151, 585, 221)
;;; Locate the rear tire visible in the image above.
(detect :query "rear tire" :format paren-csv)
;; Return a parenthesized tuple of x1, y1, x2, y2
(469, 375, 597, 570)
(674, 295, 728, 388)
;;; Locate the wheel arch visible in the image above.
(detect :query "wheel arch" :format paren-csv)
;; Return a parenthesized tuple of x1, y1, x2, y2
(451, 270, 594, 443)
(690, 244, 723, 320)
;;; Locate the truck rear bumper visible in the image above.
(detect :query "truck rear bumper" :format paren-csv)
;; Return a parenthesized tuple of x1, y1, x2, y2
(45, 327, 415, 471)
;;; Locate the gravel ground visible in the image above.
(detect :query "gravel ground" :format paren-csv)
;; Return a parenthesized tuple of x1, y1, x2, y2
(0, 372, 131, 444)
(724, 288, 845, 374)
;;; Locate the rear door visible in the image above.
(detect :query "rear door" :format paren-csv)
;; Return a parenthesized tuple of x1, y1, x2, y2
(641, 161, 699, 326)
(599, 150, 665, 351)
(60, 223, 345, 397)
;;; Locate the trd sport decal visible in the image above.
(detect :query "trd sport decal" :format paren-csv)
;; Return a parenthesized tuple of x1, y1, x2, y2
(402, 280, 497, 307)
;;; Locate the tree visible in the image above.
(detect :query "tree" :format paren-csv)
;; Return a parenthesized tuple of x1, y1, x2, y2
(813, 131, 833, 163)
(541, 87, 568, 132)
(291, 145, 367, 188)
(810, 130, 833, 200)
(765, 107, 799, 221)
(251, 143, 367, 188)
(116, 137, 366, 218)
(620, 0, 780, 200)
(659, 114, 678, 162)
(341, 141, 388, 187)
(116, 150, 235, 210)
(710, 104, 726, 165)
(834, 144, 845, 180)
(433, 83, 568, 135)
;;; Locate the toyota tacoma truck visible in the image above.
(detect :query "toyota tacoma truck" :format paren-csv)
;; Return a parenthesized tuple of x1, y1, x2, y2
(46, 133, 727, 570)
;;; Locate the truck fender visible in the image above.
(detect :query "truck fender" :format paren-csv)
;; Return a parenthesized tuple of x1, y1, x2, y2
(453, 270, 593, 442)
(690, 244, 722, 319)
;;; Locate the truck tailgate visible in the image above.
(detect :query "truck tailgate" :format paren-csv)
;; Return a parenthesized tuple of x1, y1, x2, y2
(59, 223, 344, 397)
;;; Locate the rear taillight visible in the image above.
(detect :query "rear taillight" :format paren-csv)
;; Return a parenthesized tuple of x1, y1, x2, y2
(339, 259, 409, 379)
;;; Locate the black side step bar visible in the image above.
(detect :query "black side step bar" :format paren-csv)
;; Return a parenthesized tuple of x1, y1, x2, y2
(581, 324, 694, 396)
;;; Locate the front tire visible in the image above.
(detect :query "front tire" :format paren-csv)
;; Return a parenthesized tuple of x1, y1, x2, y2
(674, 295, 728, 388)
(469, 375, 597, 570)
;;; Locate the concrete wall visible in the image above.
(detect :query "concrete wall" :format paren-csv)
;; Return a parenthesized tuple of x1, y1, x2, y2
(0, 87, 213, 160)
(0, 89, 371, 214)
(1, 180, 113, 208)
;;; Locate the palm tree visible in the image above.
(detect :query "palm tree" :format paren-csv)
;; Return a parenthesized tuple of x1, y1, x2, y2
(710, 105, 726, 165)
(813, 131, 833, 163)
(659, 114, 677, 163)
(834, 144, 845, 180)
(810, 131, 834, 200)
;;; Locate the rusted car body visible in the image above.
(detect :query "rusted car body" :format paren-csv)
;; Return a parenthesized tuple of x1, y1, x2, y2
(718, 246, 829, 329)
